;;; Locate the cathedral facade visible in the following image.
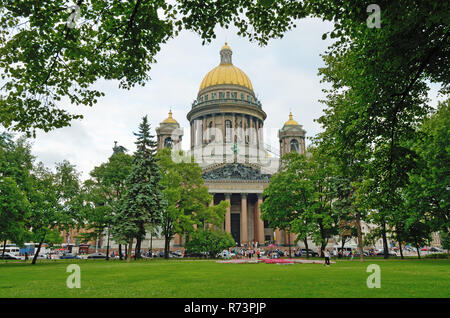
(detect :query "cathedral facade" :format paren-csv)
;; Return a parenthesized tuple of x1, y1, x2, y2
(156, 43, 306, 247)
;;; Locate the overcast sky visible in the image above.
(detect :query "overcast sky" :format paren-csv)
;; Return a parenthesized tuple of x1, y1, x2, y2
(10, 17, 443, 180)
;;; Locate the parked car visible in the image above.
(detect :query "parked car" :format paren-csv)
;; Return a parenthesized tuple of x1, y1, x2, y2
(429, 247, 444, 253)
(59, 253, 81, 259)
(87, 252, 106, 259)
(0, 252, 21, 260)
(184, 251, 208, 258)
(170, 251, 183, 258)
(375, 250, 397, 257)
(300, 249, 319, 257)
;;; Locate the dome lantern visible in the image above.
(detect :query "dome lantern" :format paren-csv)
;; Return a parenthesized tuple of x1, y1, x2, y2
(284, 112, 300, 126)
(220, 42, 232, 64)
(162, 110, 178, 124)
(198, 43, 254, 93)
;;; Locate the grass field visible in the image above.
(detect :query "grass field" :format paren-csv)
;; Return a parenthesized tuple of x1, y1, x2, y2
(0, 258, 448, 298)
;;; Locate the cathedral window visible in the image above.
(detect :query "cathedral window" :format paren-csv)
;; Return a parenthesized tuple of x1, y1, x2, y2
(241, 93, 244, 100)
(212, 92, 216, 100)
(208, 121, 213, 142)
(164, 137, 173, 148)
(219, 92, 224, 99)
(225, 120, 232, 142)
(226, 91, 230, 99)
(290, 139, 299, 153)
(205, 94, 208, 101)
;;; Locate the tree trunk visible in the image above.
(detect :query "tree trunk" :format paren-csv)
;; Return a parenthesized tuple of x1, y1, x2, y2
(119, 244, 123, 260)
(398, 239, 404, 259)
(287, 231, 292, 258)
(150, 232, 153, 254)
(355, 212, 365, 262)
(164, 234, 170, 260)
(1, 240, 6, 257)
(135, 236, 141, 260)
(32, 233, 47, 265)
(126, 238, 133, 262)
(105, 227, 111, 261)
(381, 220, 389, 259)
(415, 239, 421, 259)
(341, 237, 346, 257)
(124, 244, 127, 259)
(303, 238, 309, 259)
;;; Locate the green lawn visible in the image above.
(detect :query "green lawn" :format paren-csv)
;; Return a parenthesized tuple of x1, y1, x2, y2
(0, 259, 448, 298)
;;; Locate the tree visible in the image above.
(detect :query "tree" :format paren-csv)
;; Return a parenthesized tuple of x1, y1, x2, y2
(306, 147, 339, 257)
(314, 0, 449, 258)
(184, 230, 235, 259)
(405, 101, 449, 238)
(0, 132, 33, 256)
(114, 116, 164, 262)
(0, 0, 307, 135)
(157, 147, 228, 259)
(261, 152, 314, 258)
(262, 150, 339, 258)
(84, 150, 133, 260)
(0, 177, 29, 256)
(27, 163, 61, 264)
(53, 160, 83, 241)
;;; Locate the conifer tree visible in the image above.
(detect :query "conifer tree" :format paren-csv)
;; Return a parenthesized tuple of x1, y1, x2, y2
(114, 116, 164, 262)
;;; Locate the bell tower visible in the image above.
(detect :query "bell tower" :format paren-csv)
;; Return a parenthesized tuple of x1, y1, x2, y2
(156, 110, 183, 150)
(278, 112, 306, 156)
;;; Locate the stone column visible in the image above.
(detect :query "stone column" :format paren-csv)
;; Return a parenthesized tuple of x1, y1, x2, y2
(190, 121, 194, 150)
(240, 193, 248, 245)
(225, 193, 231, 234)
(290, 232, 297, 246)
(208, 195, 214, 229)
(275, 228, 282, 245)
(174, 234, 182, 246)
(255, 194, 265, 244)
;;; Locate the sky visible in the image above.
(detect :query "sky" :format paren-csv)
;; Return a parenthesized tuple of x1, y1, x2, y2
(18, 17, 443, 180)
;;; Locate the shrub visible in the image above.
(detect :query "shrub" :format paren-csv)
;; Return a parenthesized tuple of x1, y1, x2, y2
(424, 253, 448, 259)
(185, 230, 235, 258)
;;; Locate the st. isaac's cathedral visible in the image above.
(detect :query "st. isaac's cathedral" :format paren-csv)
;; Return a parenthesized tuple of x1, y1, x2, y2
(155, 43, 306, 248)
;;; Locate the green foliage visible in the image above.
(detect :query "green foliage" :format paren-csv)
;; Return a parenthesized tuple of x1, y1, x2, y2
(42, 229, 64, 246)
(184, 230, 235, 258)
(424, 253, 448, 259)
(0, 176, 29, 248)
(157, 147, 228, 257)
(405, 101, 449, 235)
(0, 133, 33, 247)
(0, 0, 307, 135)
(113, 116, 164, 246)
(262, 152, 315, 238)
(263, 149, 339, 253)
(440, 232, 450, 251)
(314, 0, 449, 257)
(27, 163, 61, 244)
(83, 150, 133, 245)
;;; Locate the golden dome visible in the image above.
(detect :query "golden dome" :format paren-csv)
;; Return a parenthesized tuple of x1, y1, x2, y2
(199, 64, 253, 92)
(162, 110, 178, 124)
(198, 43, 254, 92)
(284, 112, 300, 126)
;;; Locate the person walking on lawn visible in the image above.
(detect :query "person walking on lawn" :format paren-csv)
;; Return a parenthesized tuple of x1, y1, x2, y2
(324, 249, 331, 267)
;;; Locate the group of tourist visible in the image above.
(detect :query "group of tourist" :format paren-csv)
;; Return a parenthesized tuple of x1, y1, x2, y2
(229, 247, 263, 259)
